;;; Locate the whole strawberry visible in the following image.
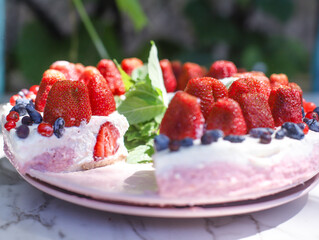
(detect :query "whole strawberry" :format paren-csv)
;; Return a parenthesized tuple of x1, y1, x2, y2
(233, 72, 270, 86)
(43, 80, 92, 127)
(206, 98, 247, 135)
(171, 60, 182, 80)
(35, 69, 66, 112)
(185, 77, 228, 119)
(268, 86, 303, 127)
(160, 59, 177, 93)
(97, 59, 125, 95)
(270, 73, 288, 88)
(121, 58, 143, 76)
(79, 67, 116, 116)
(207, 60, 237, 79)
(177, 62, 205, 90)
(50, 61, 81, 81)
(160, 91, 204, 140)
(289, 82, 303, 103)
(236, 93, 275, 131)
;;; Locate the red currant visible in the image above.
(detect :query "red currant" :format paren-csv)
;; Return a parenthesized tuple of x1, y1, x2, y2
(305, 111, 319, 121)
(29, 85, 39, 95)
(4, 120, 16, 131)
(303, 124, 309, 134)
(303, 101, 317, 113)
(37, 122, 53, 137)
(6, 111, 20, 122)
(26, 92, 36, 102)
(9, 94, 22, 106)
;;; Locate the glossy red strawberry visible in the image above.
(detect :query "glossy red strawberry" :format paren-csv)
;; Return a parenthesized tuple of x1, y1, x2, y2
(97, 59, 125, 96)
(228, 77, 271, 101)
(268, 86, 303, 127)
(208, 60, 237, 79)
(289, 82, 303, 103)
(171, 60, 182, 80)
(35, 69, 66, 112)
(206, 98, 247, 135)
(270, 73, 288, 87)
(233, 72, 270, 86)
(121, 58, 143, 76)
(93, 121, 120, 161)
(177, 62, 205, 90)
(50, 61, 81, 81)
(160, 91, 204, 140)
(236, 93, 275, 131)
(79, 67, 116, 116)
(303, 100, 317, 113)
(43, 80, 92, 127)
(185, 77, 228, 119)
(160, 59, 177, 93)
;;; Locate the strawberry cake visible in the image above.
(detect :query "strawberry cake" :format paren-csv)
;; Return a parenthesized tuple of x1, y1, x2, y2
(1, 60, 129, 173)
(153, 60, 319, 202)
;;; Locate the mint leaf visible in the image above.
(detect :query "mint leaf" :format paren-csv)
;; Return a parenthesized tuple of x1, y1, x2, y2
(126, 145, 153, 163)
(113, 59, 134, 91)
(131, 65, 148, 82)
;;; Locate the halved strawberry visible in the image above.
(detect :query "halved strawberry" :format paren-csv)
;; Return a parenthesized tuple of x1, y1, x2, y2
(93, 121, 120, 161)
(35, 69, 66, 112)
(185, 77, 228, 119)
(160, 59, 177, 93)
(207, 60, 237, 79)
(97, 59, 125, 95)
(177, 62, 205, 90)
(50, 61, 81, 80)
(160, 91, 204, 140)
(206, 98, 247, 135)
(79, 67, 116, 116)
(43, 80, 92, 127)
(121, 58, 143, 76)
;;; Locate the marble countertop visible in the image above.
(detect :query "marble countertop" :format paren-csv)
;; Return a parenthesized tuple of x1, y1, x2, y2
(1, 93, 319, 239)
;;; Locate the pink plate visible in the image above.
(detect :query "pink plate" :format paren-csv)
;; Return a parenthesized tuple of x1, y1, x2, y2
(21, 171, 319, 218)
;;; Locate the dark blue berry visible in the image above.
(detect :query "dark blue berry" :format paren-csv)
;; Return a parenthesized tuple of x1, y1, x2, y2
(53, 117, 65, 138)
(260, 132, 272, 144)
(26, 104, 42, 123)
(169, 140, 181, 151)
(11, 103, 27, 116)
(297, 122, 306, 130)
(305, 119, 319, 132)
(201, 130, 224, 145)
(301, 107, 305, 118)
(223, 135, 245, 143)
(281, 122, 304, 140)
(313, 107, 319, 117)
(154, 134, 170, 151)
(180, 138, 193, 147)
(15, 98, 30, 106)
(275, 128, 287, 139)
(249, 128, 274, 138)
(21, 116, 33, 126)
(16, 125, 29, 139)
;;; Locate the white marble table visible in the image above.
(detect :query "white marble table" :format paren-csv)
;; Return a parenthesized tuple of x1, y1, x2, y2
(1, 94, 319, 239)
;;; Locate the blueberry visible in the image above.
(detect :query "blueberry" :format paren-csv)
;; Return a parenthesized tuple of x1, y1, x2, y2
(201, 130, 224, 145)
(169, 140, 181, 151)
(275, 128, 287, 139)
(11, 103, 27, 116)
(223, 135, 245, 143)
(15, 98, 30, 106)
(16, 125, 30, 139)
(21, 116, 33, 126)
(154, 134, 170, 151)
(180, 138, 193, 147)
(305, 119, 319, 132)
(260, 132, 272, 144)
(53, 117, 65, 138)
(297, 122, 306, 130)
(249, 128, 274, 138)
(301, 107, 305, 118)
(281, 122, 304, 140)
(26, 104, 42, 123)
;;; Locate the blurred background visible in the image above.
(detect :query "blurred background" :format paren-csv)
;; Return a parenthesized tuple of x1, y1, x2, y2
(2, 0, 318, 93)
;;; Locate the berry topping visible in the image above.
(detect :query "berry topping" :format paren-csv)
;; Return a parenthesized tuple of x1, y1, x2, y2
(304, 119, 319, 132)
(201, 130, 224, 145)
(313, 107, 319, 116)
(223, 135, 245, 143)
(53, 117, 65, 138)
(50, 61, 82, 80)
(121, 58, 143, 76)
(281, 122, 304, 140)
(288, 82, 303, 103)
(10, 94, 22, 106)
(297, 122, 309, 134)
(185, 77, 228, 119)
(171, 60, 182, 80)
(11, 103, 27, 116)
(249, 128, 274, 138)
(4, 121, 16, 131)
(160, 59, 177, 93)
(43, 80, 92, 127)
(169, 140, 181, 152)
(303, 100, 316, 113)
(21, 116, 33, 126)
(269, 73, 288, 87)
(160, 91, 205, 140)
(305, 111, 319, 121)
(79, 67, 116, 116)
(259, 132, 272, 144)
(302, 107, 305, 118)
(29, 85, 39, 95)
(26, 104, 43, 124)
(97, 59, 126, 96)
(154, 134, 170, 151)
(177, 62, 205, 90)
(207, 60, 237, 79)
(93, 122, 120, 161)
(180, 138, 194, 147)
(35, 69, 66, 112)
(275, 128, 287, 139)
(37, 122, 54, 137)
(6, 111, 19, 122)
(16, 125, 30, 139)
(206, 98, 247, 135)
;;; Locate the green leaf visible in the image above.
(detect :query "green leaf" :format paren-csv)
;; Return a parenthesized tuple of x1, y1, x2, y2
(126, 145, 153, 164)
(131, 65, 148, 82)
(113, 59, 134, 91)
(115, 0, 148, 31)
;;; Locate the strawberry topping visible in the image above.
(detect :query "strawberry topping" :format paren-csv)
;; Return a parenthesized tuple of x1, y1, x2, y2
(121, 58, 143, 76)
(177, 62, 205, 91)
(207, 60, 237, 79)
(159, 59, 177, 93)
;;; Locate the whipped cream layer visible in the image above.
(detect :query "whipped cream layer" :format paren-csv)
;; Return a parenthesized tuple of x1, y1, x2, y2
(1, 103, 129, 173)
